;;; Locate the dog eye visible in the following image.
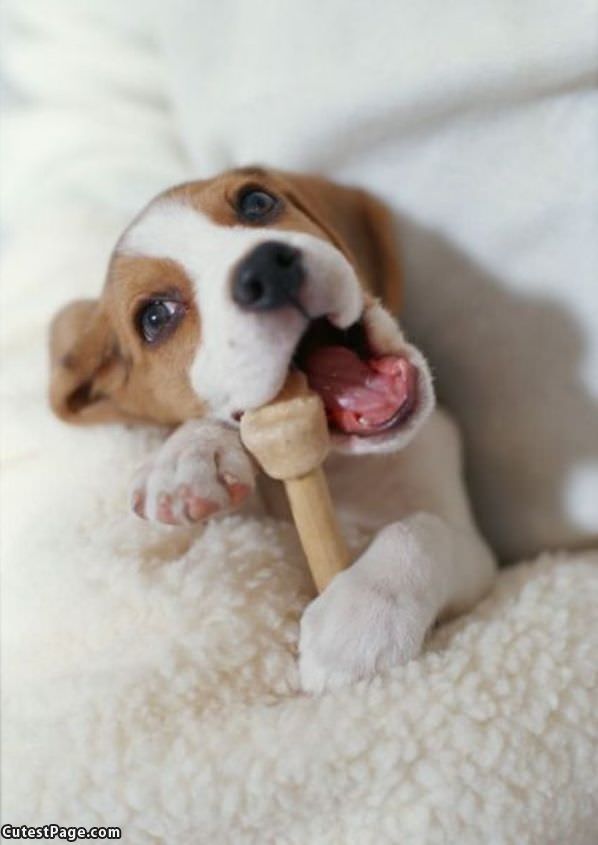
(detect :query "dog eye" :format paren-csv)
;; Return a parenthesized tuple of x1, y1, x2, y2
(237, 189, 279, 222)
(137, 299, 184, 344)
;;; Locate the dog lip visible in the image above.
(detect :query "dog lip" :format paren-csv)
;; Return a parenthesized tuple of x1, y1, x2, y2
(233, 314, 419, 437)
(293, 315, 420, 436)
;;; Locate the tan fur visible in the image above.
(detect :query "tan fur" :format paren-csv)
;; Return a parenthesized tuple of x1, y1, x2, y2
(49, 168, 402, 426)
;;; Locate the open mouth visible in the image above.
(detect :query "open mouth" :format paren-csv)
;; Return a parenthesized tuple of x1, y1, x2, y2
(293, 317, 418, 436)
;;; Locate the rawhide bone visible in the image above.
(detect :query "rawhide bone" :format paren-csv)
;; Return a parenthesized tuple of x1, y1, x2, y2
(240, 371, 350, 593)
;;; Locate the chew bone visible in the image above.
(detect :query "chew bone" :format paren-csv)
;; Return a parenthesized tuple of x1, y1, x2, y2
(240, 371, 350, 593)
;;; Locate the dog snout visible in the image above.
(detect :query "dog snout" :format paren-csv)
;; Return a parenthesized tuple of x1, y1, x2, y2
(232, 241, 304, 311)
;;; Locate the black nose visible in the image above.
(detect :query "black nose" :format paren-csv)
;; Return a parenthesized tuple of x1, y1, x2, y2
(232, 241, 304, 311)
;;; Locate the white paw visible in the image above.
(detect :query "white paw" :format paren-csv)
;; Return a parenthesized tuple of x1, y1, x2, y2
(299, 566, 434, 694)
(131, 420, 255, 526)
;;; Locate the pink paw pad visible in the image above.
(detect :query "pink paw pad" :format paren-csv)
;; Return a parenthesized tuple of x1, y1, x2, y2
(132, 490, 146, 519)
(157, 493, 177, 525)
(176, 485, 219, 522)
(221, 472, 251, 506)
(185, 496, 219, 521)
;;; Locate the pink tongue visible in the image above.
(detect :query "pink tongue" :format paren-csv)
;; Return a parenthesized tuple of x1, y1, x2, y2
(303, 345, 416, 435)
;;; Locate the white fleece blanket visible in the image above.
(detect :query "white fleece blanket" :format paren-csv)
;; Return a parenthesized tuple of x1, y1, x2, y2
(1, 390, 597, 843)
(2, 1, 598, 842)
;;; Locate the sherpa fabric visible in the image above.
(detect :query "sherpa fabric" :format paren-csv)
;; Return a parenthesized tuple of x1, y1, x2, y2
(1, 400, 598, 843)
(2, 1, 598, 842)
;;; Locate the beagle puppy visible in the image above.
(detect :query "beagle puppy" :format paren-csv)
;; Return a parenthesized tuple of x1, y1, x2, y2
(49, 167, 495, 693)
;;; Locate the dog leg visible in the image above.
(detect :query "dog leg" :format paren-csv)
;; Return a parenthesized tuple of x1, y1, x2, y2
(131, 419, 256, 525)
(299, 512, 495, 693)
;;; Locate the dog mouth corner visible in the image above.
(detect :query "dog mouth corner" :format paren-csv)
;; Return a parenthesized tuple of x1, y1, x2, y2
(293, 315, 418, 437)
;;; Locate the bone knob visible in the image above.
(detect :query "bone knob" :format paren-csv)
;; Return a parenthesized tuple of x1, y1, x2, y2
(240, 371, 350, 593)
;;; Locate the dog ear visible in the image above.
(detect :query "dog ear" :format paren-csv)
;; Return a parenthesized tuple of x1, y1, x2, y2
(49, 299, 130, 424)
(280, 173, 403, 314)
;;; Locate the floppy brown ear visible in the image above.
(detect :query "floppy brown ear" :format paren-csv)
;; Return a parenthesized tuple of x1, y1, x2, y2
(49, 299, 129, 424)
(280, 172, 402, 314)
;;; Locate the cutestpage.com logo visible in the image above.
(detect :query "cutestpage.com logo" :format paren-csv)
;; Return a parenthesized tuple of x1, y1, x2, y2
(1, 824, 122, 841)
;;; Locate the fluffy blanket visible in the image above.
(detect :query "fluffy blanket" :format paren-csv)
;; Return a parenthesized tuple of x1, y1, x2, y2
(1, 290, 597, 841)
(2, 2, 597, 840)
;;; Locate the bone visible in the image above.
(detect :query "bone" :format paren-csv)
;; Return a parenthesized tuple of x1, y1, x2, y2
(240, 371, 350, 593)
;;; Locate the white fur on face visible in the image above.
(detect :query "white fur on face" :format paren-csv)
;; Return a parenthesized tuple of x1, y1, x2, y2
(119, 199, 363, 420)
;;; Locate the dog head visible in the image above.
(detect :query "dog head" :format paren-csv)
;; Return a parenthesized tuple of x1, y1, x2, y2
(50, 168, 434, 453)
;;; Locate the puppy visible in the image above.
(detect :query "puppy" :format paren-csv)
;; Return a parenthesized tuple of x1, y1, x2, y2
(49, 167, 495, 693)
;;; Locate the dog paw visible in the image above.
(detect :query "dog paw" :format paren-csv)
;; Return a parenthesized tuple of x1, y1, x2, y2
(298, 567, 433, 694)
(131, 420, 255, 525)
